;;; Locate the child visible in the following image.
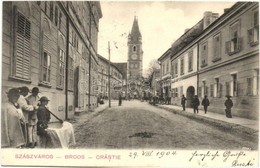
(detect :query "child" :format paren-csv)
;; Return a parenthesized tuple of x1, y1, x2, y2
(37, 96, 51, 148)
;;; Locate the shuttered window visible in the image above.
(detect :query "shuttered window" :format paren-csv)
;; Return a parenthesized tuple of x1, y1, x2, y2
(13, 9, 31, 80)
(57, 48, 65, 88)
(42, 52, 51, 82)
(68, 55, 74, 91)
(247, 78, 253, 95)
(188, 51, 193, 72)
(213, 34, 221, 62)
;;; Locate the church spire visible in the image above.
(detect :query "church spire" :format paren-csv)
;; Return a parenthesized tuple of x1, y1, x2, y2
(130, 16, 142, 38)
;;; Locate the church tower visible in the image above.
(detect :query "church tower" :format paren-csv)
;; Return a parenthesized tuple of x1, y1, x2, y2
(127, 16, 143, 80)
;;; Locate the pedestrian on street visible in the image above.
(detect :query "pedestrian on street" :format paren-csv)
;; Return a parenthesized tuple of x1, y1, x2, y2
(17, 86, 38, 147)
(118, 93, 122, 106)
(181, 95, 187, 111)
(26, 87, 40, 148)
(37, 96, 51, 148)
(225, 95, 233, 118)
(202, 95, 210, 114)
(192, 95, 200, 114)
(2, 88, 26, 148)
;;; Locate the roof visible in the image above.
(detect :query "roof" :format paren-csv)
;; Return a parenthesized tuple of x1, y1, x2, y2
(171, 19, 204, 59)
(97, 54, 123, 75)
(130, 16, 142, 37)
(113, 63, 127, 80)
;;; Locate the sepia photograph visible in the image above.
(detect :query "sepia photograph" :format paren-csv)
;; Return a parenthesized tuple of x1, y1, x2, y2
(1, 1, 259, 167)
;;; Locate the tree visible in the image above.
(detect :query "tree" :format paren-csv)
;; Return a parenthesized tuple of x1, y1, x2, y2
(144, 59, 160, 86)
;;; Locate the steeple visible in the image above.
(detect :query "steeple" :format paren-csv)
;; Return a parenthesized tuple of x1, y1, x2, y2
(130, 16, 142, 38)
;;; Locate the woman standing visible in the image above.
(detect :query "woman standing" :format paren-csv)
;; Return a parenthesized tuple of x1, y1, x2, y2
(1, 88, 26, 148)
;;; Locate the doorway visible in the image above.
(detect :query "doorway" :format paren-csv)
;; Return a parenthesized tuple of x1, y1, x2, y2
(186, 86, 195, 107)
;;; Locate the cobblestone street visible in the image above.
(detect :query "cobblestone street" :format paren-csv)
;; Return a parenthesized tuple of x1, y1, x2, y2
(72, 100, 258, 150)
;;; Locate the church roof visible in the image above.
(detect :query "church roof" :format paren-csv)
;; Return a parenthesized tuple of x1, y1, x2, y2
(130, 16, 142, 37)
(113, 63, 127, 80)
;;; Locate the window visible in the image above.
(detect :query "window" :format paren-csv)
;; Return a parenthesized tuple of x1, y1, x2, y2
(210, 84, 214, 97)
(173, 88, 178, 97)
(227, 74, 238, 96)
(214, 78, 221, 97)
(57, 49, 65, 88)
(202, 81, 208, 97)
(12, 9, 31, 80)
(180, 58, 184, 75)
(54, 6, 58, 26)
(213, 34, 221, 62)
(42, 52, 51, 83)
(231, 74, 237, 96)
(50, 2, 54, 21)
(68, 55, 74, 91)
(133, 46, 136, 52)
(171, 61, 175, 77)
(248, 10, 259, 46)
(226, 21, 241, 55)
(247, 77, 253, 95)
(201, 42, 208, 67)
(198, 87, 202, 98)
(175, 62, 178, 76)
(188, 51, 193, 72)
(166, 62, 169, 73)
(254, 69, 259, 95)
(59, 12, 62, 30)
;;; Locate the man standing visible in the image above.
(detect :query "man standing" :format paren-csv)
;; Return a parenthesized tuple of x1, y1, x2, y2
(192, 95, 200, 114)
(181, 95, 187, 111)
(225, 95, 233, 118)
(202, 95, 210, 114)
(27, 87, 40, 148)
(17, 86, 38, 147)
(118, 93, 122, 106)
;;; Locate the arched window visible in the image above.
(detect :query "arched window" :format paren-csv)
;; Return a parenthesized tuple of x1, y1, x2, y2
(133, 46, 136, 52)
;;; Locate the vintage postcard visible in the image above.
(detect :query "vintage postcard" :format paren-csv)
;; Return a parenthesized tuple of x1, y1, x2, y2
(1, 1, 259, 167)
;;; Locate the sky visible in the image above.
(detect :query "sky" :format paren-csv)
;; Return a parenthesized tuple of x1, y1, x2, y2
(97, 1, 236, 76)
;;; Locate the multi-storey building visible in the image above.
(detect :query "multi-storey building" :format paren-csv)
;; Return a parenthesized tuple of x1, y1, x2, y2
(97, 55, 123, 100)
(158, 48, 172, 100)
(168, 2, 258, 119)
(197, 2, 259, 119)
(150, 69, 161, 97)
(2, 1, 102, 120)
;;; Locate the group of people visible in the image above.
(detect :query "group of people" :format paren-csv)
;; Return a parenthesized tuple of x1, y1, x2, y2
(2, 86, 52, 148)
(181, 94, 233, 118)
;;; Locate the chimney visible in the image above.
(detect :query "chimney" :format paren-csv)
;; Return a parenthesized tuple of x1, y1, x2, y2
(224, 8, 230, 13)
(203, 11, 219, 30)
(184, 28, 190, 33)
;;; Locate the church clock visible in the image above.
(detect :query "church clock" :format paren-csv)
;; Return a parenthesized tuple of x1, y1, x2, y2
(131, 54, 137, 60)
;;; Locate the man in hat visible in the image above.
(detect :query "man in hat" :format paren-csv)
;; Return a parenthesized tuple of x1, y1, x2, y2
(26, 87, 40, 148)
(225, 95, 233, 118)
(202, 95, 210, 114)
(37, 96, 51, 148)
(2, 88, 26, 148)
(17, 86, 38, 147)
(192, 95, 200, 114)
(181, 95, 187, 111)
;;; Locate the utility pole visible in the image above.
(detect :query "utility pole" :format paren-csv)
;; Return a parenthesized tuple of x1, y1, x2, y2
(108, 41, 111, 108)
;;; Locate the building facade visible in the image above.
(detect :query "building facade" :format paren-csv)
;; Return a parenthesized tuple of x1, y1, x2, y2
(97, 55, 123, 100)
(158, 48, 172, 100)
(197, 2, 259, 119)
(167, 2, 258, 119)
(2, 1, 102, 120)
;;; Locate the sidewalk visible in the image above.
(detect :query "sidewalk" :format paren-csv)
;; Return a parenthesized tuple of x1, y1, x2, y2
(156, 104, 258, 135)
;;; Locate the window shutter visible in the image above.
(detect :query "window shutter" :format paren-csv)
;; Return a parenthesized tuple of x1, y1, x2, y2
(226, 82, 230, 96)
(210, 84, 214, 97)
(248, 28, 254, 44)
(219, 83, 222, 98)
(14, 9, 31, 79)
(225, 41, 230, 54)
(237, 37, 242, 52)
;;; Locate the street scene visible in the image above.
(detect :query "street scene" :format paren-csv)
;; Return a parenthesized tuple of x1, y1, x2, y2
(72, 100, 258, 150)
(1, 1, 259, 167)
